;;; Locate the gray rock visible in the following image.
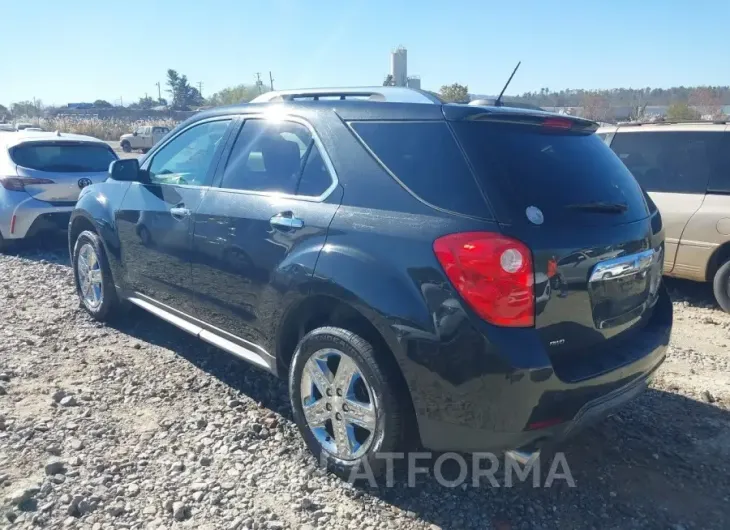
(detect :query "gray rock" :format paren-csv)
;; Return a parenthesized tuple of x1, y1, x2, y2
(127, 484, 141, 496)
(190, 482, 208, 492)
(45, 459, 67, 475)
(0, 386, 6, 395)
(172, 501, 189, 521)
(7, 486, 39, 505)
(59, 395, 78, 407)
(68, 438, 85, 450)
(107, 502, 125, 517)
(52, 389, 67, 403)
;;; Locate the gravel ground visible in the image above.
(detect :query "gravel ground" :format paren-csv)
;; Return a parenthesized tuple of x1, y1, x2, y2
(1, 238, 730, 529)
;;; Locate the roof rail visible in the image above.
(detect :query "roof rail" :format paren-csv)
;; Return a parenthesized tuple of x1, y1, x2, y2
(250, 86, 442, 105)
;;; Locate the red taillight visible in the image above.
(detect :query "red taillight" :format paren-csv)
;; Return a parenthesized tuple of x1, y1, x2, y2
(0, 177, 55, 191)
(433, 232, 535, 327)
(542, 117, 573, 130)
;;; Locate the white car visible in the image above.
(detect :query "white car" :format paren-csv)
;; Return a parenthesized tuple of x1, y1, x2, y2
(119, 125, 170, 153)
(0, 131, 117, 250)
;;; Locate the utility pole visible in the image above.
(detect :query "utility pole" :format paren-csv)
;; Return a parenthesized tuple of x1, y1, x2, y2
(255, 72, 263, 94)
(269, 71, 274, 91)
(155, 82, 161, 102)
(197, 81, 203, 97)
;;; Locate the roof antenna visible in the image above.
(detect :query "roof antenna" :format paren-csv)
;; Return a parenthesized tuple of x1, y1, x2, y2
(494, 61, 521, 107)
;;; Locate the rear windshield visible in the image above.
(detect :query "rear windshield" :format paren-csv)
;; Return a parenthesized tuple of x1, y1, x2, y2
(609, 131, 727, 194)
(350, 121, 491, 219)
(452, 122, 649, 224)
(11, 143, 117, 173)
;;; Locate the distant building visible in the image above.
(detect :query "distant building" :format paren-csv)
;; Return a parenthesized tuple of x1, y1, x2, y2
(391, 46, 408, 87)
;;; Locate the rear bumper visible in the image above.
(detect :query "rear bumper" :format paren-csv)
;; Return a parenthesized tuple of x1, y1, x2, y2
(0, 190, 73, 240)
(414, 284, 672, 454)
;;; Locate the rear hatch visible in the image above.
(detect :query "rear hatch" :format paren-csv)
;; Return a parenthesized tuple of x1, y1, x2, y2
(9, 141, 116, 203)
(448, 109, 664, 373)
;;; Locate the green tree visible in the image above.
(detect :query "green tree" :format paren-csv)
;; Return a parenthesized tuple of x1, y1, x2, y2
(439, 83, 470, 103)
(166, 69, 205, 109)
(383, 74, 395, 87)
(666, 102, 701, 121)
(93, 99, 113, 108)
(0, 104, 10, 120)
(10, 100, 42, 117)
(206, 84, 268, 107)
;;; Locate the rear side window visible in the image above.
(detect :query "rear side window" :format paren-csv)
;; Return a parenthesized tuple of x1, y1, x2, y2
(609, 131, 724, 194)
(452, 122, 649, 224)
(350, 121, 491, 219)
(10, 143, 117, 172)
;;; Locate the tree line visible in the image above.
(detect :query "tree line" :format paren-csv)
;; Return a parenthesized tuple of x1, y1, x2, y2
(3, 73, 728, 122)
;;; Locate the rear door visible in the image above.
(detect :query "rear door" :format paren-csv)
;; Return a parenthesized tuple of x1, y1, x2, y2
(607, 129, 719, 272)
(116, 118, 234, 312)
(451, 117, 663, 364)
(190, 116, 341, 353)
(10, 141, 117, 204)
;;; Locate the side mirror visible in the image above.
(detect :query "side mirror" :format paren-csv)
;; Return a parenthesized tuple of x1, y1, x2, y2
(109, 159, 149, 183)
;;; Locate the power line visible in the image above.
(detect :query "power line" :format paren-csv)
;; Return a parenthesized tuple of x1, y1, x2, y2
(197, 81, 203, 97)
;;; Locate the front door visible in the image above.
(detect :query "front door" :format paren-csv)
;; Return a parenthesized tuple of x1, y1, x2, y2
(116, 118, 234, 313)
(190, 117, 341, 353)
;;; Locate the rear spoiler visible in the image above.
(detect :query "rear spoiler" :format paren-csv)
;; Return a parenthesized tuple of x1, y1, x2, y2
(444, 105, 598, 134)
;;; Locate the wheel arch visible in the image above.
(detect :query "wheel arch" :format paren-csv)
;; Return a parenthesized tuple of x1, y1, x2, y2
(705, 240, 730, 282)
(275, 293, 420, 446)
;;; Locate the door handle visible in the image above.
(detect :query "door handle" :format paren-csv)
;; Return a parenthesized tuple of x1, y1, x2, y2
(170, 207, 191, 220)
(270, 213, 304, 230)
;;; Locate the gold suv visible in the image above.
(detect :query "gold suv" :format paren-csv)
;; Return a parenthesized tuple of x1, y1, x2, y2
(598, 122, 730, 312)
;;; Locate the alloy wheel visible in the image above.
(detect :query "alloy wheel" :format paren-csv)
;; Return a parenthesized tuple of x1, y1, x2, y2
(77, 243, 104, 310)
(300, 348, 377, 460)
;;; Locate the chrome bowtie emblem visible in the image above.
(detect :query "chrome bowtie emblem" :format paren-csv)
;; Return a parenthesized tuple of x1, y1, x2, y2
(526, 206, 544, 225)
(78, 177, 92, 189)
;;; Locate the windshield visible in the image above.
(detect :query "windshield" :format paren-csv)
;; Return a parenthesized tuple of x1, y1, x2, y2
(11, 143, 117, 172)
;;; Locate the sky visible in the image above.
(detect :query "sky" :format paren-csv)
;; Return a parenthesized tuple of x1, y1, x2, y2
(2, 0, 729, 107)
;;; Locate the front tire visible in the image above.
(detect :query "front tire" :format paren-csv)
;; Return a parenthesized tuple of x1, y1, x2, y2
(713, 260, 730, 313)
(121, 141, 131, 153)
(73, 230, 119, 321)
(289, 327, 406, 480)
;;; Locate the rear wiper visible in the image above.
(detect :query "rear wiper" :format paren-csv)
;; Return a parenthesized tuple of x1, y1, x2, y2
(565, 201, 628, 214)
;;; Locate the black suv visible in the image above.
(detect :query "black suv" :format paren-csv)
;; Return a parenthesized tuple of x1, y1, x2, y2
(69, 87, 672, 477)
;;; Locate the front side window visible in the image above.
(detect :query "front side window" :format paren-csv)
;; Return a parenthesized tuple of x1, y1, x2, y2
(220, 119, 332, 197)
(147, 120, 231, 186)
(609, 131, 723, 194)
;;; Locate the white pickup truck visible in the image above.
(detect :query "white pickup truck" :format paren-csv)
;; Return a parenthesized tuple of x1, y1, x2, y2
(119, 125, 170, 153)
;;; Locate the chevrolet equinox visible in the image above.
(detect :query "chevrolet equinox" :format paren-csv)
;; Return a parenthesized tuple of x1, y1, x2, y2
(69, 87, 672, 477)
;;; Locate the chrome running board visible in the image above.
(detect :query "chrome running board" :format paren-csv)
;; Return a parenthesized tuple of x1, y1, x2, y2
(127, 296, 273, 372)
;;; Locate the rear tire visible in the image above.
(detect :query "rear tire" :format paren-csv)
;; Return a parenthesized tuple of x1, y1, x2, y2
(121, 141, 131, 153)
(289, 327, 406, 481)
(72, 230, 119, 321)
(713, 260, 730, 313)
